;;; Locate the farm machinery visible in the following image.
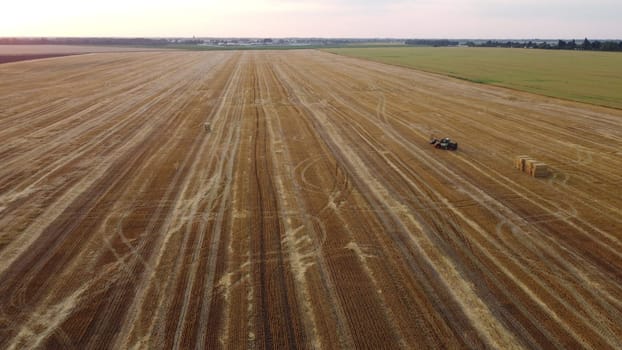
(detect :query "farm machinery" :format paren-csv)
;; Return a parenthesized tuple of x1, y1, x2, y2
(430, 137, 458, 150)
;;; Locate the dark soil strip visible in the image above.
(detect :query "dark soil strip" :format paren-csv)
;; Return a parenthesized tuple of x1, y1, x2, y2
(0, 54, 80, 64)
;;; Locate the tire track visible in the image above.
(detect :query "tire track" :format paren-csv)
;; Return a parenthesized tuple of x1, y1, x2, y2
(258, 58, 359, 349)
(246, 56, 301, 349)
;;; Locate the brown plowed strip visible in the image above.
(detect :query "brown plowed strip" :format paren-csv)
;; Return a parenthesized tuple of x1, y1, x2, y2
(0, 54, 79, 64)
(0, 50, 621, 349)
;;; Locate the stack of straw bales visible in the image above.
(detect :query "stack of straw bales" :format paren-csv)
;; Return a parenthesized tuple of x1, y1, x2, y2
(515, 155, 548, 177)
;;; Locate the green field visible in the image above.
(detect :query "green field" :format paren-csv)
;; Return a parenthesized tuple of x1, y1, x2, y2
(325, 47, 622, 109)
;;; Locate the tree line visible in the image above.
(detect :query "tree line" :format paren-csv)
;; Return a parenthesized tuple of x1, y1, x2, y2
(405, 39, 459, 47)
(466, 38, 622, 52)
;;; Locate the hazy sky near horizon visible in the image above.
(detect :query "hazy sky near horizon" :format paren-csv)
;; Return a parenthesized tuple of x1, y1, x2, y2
(2, 0, 620, 39)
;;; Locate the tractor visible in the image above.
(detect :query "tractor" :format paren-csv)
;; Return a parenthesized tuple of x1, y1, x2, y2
(430, 137, 458, 150)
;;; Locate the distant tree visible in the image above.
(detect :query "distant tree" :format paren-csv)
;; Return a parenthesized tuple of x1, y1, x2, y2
(601, 41, 617, 51)
(450, 37, 620, 52)
(591, 40, 602, 50)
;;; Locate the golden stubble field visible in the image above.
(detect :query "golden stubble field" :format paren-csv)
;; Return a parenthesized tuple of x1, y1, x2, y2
(0, 50, 621, 349)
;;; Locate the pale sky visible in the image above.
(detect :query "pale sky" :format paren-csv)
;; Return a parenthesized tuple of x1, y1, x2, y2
(2, 0, 620, 39)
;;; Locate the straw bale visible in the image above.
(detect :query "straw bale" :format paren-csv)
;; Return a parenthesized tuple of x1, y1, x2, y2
(525, 159, 538, 173)
(515, 155, 530, 170)
(530, 162, 548, 177)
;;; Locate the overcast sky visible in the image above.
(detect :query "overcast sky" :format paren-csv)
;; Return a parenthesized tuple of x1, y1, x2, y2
(2, 0, 620, 39)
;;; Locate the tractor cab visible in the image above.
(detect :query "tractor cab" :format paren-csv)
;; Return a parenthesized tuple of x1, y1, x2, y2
(430, 137, 458, 150)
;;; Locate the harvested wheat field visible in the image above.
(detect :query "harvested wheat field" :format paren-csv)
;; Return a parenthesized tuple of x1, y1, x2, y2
(0, 50, 621, 349)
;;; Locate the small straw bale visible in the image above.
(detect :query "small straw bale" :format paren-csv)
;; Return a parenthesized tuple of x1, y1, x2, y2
(525, 159, 538, 173)
(530, 163, 548, 177)
(515, 155, 531, 171)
